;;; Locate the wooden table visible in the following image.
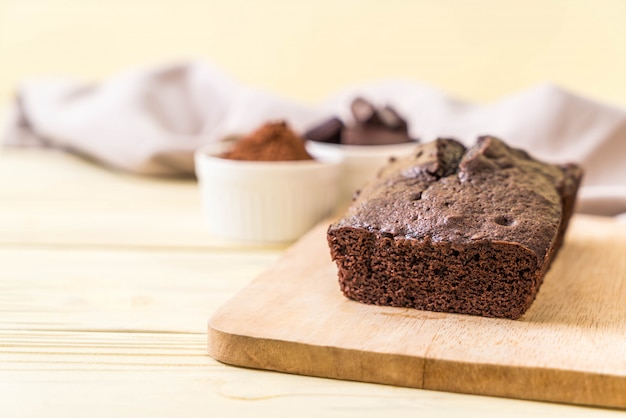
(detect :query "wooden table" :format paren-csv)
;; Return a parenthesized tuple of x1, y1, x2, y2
(1, 148, 622, 417)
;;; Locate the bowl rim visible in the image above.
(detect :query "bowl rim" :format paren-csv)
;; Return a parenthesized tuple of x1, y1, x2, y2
(306, 139, 420, 154)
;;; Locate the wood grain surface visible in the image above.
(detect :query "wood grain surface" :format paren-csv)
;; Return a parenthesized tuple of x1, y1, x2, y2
(3, 148, 625, 417)
(0, 149, 286, 250)
(209, 215, 626, 409)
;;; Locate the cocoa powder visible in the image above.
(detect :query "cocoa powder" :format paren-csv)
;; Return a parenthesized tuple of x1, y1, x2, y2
(222, 121, 314, 161)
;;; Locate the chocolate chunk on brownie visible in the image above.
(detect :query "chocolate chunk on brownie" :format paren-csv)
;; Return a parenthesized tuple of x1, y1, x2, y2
(327, 136, 583, 319)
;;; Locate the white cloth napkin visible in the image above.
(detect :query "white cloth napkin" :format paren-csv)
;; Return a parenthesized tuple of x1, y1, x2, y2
(4, 61, 626, 216)
(3, 62, 321, 175)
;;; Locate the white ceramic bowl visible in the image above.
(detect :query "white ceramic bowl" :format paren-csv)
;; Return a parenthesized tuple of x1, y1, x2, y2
(194, 141, 343, 244)
(307, 141, 420, 204)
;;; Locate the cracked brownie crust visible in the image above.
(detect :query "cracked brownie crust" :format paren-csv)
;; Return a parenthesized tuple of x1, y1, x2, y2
(327, 136, 583, 319)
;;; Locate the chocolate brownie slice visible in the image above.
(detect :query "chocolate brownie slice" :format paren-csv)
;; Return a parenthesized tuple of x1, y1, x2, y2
(327, 136, 583, 319)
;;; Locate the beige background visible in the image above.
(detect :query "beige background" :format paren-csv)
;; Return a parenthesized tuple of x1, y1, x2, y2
(1, 0, 626, 108)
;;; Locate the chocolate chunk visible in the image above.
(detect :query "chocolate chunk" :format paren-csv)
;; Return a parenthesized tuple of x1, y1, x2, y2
(351, 97, 384, 126)
(377, 105, 408, 132)
(304, 117, 344, 144)
(342, 125, 413, 146)
(459, 136, 519, 180)
(376, 138, 465, 180)
(306, 98, 417, 146)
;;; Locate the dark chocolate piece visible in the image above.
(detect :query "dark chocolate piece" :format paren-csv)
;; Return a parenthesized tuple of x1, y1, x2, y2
(350, 97, 384, 126)
(341, 125, 413, 146)
(304, 117, 344, 144)
(306, 98, 416, 146)
(377, 105, 408, 132)
(327, 136, 583, 319)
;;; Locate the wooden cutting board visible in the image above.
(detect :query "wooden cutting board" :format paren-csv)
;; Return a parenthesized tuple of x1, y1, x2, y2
(207, 215, 626, 409)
